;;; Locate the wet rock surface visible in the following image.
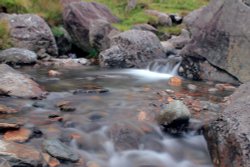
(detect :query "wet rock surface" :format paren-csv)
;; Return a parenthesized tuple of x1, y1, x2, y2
(0, 64, 44, 98)
(43, 139, 79, 162)
(0, 13, 58, 56)
(204, 82, 250, 167)
(0, 140, 43, 167)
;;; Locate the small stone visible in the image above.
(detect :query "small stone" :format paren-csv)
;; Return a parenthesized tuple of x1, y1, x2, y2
(208, 88, 219, 94)
(187, 84, 197, 92)
(215, 84, 236, 92)
(33, 101, 46, 108)
(168, 76, 182, 86)
(42, 153, 60, 167)
(43, 139, 79, 162)
(87, 161, 100, 167)
(0, 105, 18, 114)
(0, 123, 21, 130)
(157, 100, 191, 126)
(48, 70, 62, 77)
(4, 128, 32, 143)
(56, 101, 76, 112)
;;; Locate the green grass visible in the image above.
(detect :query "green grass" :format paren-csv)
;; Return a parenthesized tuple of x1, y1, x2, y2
(0, 19, 12, 50)
(86, 0, 209, 32)
(0, 0, 63, 26)
(0, 0, 208, 30)
(51, 26, 65, 37)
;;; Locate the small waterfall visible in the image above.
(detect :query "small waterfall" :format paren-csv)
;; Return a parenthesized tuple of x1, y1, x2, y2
(147, 55, 182, 75)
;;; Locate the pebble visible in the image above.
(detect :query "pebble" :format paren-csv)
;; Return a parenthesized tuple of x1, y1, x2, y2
(48, 70, 62, 77)
(168, 76, 182, 86)
(0, 104, 18, 114)
(43, 139, 80, 162)
(42, 153, 60, 167)
(208, 88, 219, 94)
(187, 84, 198, 92)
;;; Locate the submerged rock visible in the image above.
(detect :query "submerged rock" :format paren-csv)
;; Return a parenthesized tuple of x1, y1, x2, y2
(157, 100, 191, 126)
(204, 82, 250, 167)
(181, 0, 250, 83)
(0, 13, 58, 56)
(44, 139, 79, 162)
(0, 48, 37, 65)
(0, 104, 18, 114)
(99, 30, 165, 68)
(0, 64, 44, 98)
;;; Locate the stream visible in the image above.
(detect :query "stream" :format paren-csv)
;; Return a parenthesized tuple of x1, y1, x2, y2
(0, 65, 231, 167)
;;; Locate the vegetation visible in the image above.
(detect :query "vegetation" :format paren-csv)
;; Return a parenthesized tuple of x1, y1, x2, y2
(0, 19, 12, 50)
(0, 0, 208, 52)
(51, 26, 65, 38)
(0, 0, 62, 26)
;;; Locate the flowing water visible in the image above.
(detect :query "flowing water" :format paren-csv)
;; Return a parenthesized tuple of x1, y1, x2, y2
(0, 61, 229, 167)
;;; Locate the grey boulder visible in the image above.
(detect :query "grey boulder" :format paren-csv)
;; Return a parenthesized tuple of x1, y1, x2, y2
(99, 30, 165, 68)
(0, 13, 58, 56)
(0, 48, 37, 65)
(181, 0, 250, 83)
(63, 1, 119, 53)
(204, 82, 250, 167)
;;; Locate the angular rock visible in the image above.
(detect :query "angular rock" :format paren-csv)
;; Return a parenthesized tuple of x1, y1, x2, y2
(157, 100, 191, 126)
(0, 140, 43, 166)
(181, 0, 250, 83)
(0, 104, 18, 114)
(167, 29, 191, 49)
(43, 139, 79, 162)
(126, 0, 137, 12)
(145, 10, 172, 26)
(204, 82, 250, 167)
(0, 13, 58, 56)
(63, 1, 119, 52)
(99, 30, 165, 68)
(0, 64, 44, 98)
(89, 19, 117, 51)
(0, 48, 37, 65)
(132, 24, 158, 34)
(3, 128, 32, 143)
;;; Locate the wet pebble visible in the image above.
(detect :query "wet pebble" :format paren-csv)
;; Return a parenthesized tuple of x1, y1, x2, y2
(187, 84, 198, 92)
(0, 104, 18, 114)
(42, 153, 60, 167)
(208, 88, 219, 94)
(43, 139, 80, 162)
(48, 70, 62, 77)
(56, 101, 76, 112)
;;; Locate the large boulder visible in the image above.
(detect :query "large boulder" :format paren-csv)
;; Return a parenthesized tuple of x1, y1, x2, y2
(0, 13, 58, 56)
(0, 48, 37, 65)
(204, 82, 250, 167)
(0, 64, 44, 98)
(181, 0, 250, 83)
(63, 1, 119, 52)
(99, 30, 165, 68)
